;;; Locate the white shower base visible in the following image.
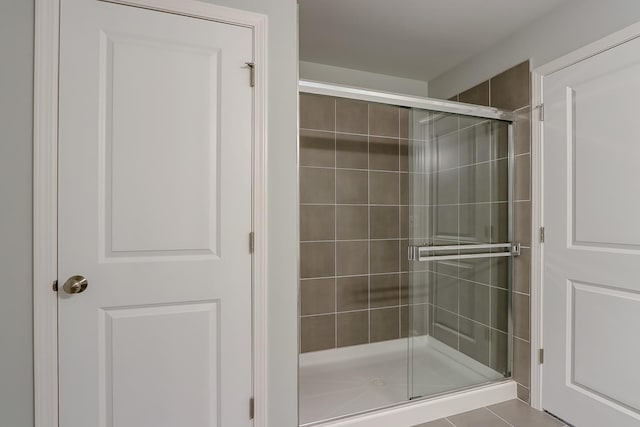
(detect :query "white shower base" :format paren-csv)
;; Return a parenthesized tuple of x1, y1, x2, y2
(299, 337, 512, 426)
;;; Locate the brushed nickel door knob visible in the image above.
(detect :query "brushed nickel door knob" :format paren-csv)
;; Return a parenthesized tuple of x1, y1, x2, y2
(63, 275, 88, 294)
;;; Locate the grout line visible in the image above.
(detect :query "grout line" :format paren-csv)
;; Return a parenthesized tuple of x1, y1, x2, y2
(486, 407, 515, 427)
(367, 102, 372, 344)
(444, 417, 457, 426)
(334, 98, 338, 350)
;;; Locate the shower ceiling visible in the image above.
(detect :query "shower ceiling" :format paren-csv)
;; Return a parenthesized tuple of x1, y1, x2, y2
(299, 0, 565, 81)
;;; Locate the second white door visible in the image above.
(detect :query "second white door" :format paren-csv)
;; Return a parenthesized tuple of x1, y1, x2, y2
(543, 35, 640, 426)
(58, 1, 254, 426)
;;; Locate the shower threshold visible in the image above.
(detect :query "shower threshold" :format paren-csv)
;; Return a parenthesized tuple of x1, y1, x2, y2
(299, 337, 507, 426)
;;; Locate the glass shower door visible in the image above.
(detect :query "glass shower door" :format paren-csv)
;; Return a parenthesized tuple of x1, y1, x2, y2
(407, 109, 514, 399)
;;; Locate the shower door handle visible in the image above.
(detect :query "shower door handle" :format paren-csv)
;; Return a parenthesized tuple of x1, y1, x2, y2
(408, 242, 520, 262)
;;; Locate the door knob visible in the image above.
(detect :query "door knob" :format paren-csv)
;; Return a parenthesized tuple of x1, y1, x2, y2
(63, 275, 88, 294)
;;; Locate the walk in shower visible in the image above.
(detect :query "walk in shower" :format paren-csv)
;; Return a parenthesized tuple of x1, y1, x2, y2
(298, 82, 518, 425)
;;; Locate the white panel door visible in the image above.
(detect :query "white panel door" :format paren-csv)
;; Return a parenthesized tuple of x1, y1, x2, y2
(58, 1, 254, 426)
(543, 36, 640, 427)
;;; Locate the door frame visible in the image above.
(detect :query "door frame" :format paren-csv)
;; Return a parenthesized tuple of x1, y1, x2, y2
(530, 20, 640, 411)
(33, 1, 268, 426)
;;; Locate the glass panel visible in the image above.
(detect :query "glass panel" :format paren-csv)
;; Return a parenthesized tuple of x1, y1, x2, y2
(408, 109, 512, 400)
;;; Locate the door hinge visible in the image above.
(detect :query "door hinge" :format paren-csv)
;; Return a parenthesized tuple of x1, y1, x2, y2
(245, 62, 255, 87)
(540, 226, 545, 243)
(249, 232, 255, 254)
(537, 103, 544, 121)
(52, 280, 58, 292)
(539, 348, 545, 364)
(249, 397, 254, 419)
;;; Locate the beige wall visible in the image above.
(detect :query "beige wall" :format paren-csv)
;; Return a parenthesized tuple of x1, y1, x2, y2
(0, 1, 34, 426)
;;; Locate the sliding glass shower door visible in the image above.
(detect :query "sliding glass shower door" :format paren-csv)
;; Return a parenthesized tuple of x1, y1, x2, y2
(407, 109, 515, 399)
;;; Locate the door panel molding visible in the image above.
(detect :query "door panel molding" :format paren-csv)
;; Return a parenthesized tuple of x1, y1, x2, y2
(531, 20, 640, 412)
(33, 1, 267, 426)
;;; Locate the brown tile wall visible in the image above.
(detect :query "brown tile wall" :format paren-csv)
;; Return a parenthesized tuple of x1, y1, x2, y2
(299, 93, 412, 353)
(447, 60, 532, 402)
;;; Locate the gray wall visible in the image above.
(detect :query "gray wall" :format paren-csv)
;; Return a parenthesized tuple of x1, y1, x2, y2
(0, 0, 35, 426)
(429, 0, 640, 99)
(300, 60, 429, 96)
(0, 0, 298, 426)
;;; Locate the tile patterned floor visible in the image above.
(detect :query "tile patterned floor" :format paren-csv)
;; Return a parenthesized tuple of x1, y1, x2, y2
(413, 399, 567, 427)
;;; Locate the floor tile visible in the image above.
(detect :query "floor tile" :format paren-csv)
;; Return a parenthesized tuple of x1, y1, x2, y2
(412, 419, 454, 427)
(448, 407, 511, 427)
(488, 399, 564, 427)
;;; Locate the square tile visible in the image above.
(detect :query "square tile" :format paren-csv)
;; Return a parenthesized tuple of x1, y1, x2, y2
(336, 241, 369, 276)
(514, 247, 531, 294)
(400, 173, 409, 205)
(459, 318, 490, 366)
(448, 407, 510, 427)
(370, 239, 399, 274)
(515, 154, 531, 201)
(400, 205, 409, 238)
(491, 120, 509, 160)
(300, 278, 335, 316)
(491, 158, 509, 202)
(436, 131, 459, 171)
(336, 98, 368, 134)
(300, 167, 335, 204)
(336, 205, 368, 240)
(459, 281, 490, 325)
(432, 307, 458, 349)
(300, 130, 335, 167)
(513, 338, 530, 388)
(370, 307, 400, 342)
(459, 81, 490, 106)
(490, 287, 508, 333)
(490, 329, 509, 375)
(513, 292, 530, 341)
(337, 311, 369, 347)
(515, 106, 531, 155)
(405, 303, 429, 337)
(459, 203, 491, 243)
(300, 93, 335, 131)
(370, 206, 400, 239)
(488, 399, 564, 426)
(336, 169, 368, 204)
(300, 205, 335, 241)
(515, 201, 531, 247)
(300, 314, 335, 353)
(459, 122, 491, 166)
(370, 171, 399, 205)
(336, 133, 368, 170)
(490, 61, 530, 111)
(436, 205, 458, 238)
(370, 136, 399, 171)
(490, 202, 509, 244)
(517, 384, 531, 403)
(433, 274, 459, 314)
(369, 103, 399, 137)
(436, 168, 459, 205)
(337, 275, 369, 311)
(400, 139, 409, 171)
(460, 162, 490, 203)
(300, 242, 335, 279)
(370, 273, 400, 308)
(400, 108, 410, 139)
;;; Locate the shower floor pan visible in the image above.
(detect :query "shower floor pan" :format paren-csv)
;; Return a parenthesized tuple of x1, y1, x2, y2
(299, 337, 505, 425)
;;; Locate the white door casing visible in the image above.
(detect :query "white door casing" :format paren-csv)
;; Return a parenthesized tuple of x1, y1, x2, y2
(57, 1, 256, 426)
(542, 35, 640, 426)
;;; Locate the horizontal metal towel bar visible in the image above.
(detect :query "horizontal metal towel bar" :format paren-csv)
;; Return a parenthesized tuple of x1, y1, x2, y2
(408, 242, 520, 262)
